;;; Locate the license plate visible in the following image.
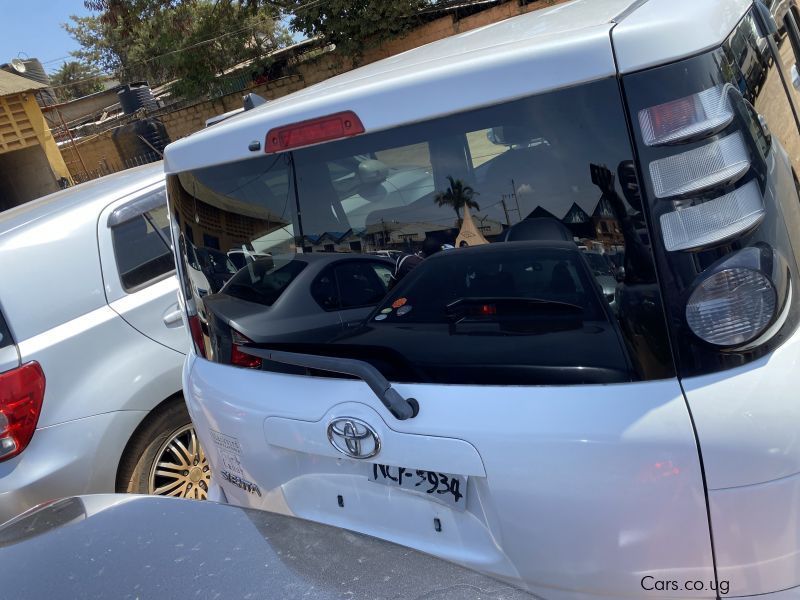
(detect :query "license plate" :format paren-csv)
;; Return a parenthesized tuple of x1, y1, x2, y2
(368, 464, 467, 510)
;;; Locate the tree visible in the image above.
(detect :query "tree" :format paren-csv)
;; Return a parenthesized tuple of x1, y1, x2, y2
(50, 61, 106, 101)
(434, 176, 480, 220)
(65, 0, 291, 98)
(275, 0, 439, 62)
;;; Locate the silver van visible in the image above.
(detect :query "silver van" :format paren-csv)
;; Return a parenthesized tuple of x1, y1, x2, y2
(165, 1, 800, 597)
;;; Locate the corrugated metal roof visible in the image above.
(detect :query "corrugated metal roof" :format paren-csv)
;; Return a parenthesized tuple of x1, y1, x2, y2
(0, 69, 47, 96)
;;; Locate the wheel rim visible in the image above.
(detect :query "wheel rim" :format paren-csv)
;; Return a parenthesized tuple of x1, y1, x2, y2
(148, 424, 210, 499)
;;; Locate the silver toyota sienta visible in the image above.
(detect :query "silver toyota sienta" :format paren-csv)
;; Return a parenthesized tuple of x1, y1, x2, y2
(165, 1, 800, 597)
(0, 163, 209, 523)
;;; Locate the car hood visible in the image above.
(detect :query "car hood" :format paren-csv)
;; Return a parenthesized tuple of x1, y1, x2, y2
(0, 495, 534, 600)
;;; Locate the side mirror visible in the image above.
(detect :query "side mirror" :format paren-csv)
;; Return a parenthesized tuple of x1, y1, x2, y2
(793, 65, 800, 92)
(615, 266, 626, 283)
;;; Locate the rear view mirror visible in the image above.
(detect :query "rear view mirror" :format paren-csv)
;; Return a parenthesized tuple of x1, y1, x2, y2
(358, 159, 389, 185)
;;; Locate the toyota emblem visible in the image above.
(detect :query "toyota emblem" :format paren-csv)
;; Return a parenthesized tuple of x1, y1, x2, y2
(327, 417, 381, 459)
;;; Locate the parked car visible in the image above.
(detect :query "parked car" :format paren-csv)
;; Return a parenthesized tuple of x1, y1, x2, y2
(0, 163, 207, 524)
(165, 1, 800, 598)
(0, 494, 535, 599)
(201, 253, 393, 365)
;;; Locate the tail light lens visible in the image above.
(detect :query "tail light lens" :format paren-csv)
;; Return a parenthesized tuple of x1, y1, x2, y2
(639, 84, 734, 146)
(0, 362, 46, 461)
(686, 246, 788, 347)
(188, 315, 207, 358)
(660, 180, 765, 251)
(649, 131, 750, 198)
(231, 330, 262, 369)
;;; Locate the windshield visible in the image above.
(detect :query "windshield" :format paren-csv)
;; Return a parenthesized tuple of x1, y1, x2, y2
(169, 77, 673, 382)
(582, 253, 613, 277)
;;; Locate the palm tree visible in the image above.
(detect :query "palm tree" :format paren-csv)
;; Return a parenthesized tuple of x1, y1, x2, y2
(434, 176, 480, 221)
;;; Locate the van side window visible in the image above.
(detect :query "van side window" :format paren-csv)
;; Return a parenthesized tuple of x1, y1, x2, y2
(112, 203, 175, 292)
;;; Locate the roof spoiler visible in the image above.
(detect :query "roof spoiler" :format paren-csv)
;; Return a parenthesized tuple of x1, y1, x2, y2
(204, 93, 268, 128)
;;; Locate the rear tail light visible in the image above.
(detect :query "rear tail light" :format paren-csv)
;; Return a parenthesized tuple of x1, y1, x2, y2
(639, 84, 734, 146)
(660, 180, 765, 251)
(686, 246, 788, 347)
(265, 111, 365, 153)
(0, 362, 46, 461)
(649, 131, 750, 198)
(188, 315, 207, 358)
(231, 330, 262, 369)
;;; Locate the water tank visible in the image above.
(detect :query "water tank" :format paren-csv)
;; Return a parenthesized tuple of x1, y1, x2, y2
(112, 119, 171, 167)
(1, 58, 58, 106)
(117, 82, 158, 115)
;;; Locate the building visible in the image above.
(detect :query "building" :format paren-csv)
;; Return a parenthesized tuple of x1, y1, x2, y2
(0, 70, 71, 210)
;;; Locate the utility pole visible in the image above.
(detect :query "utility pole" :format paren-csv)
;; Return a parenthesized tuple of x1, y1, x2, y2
(510, 178, 521, 220)
(500, 198, 512, 227)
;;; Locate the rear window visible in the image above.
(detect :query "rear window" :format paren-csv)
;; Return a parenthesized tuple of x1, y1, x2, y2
(111, 195, 175, 292)
(169, 77, 674, 383)
(223, 258, 306, 307)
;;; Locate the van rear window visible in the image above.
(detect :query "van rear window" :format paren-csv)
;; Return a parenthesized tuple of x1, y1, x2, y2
(168, 77, 674, 383)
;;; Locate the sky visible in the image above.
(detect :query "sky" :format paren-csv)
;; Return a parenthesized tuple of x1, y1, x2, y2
(0, 0, 93, 75)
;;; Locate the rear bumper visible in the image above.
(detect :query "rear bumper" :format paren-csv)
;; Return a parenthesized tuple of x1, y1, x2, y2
(0, 410, 147, 524)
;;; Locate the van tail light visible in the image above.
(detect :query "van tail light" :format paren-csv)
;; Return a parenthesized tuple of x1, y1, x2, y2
(231, 329, 262, 369)
(0, 362, 46, 462)
(660, 180, 765, 251)
(649, 131, 750, 198)
(265, 111, 365, 153)
(188, 315, 207, 358)
(686, 246, 789, 347)
(639, 84, 734, 146)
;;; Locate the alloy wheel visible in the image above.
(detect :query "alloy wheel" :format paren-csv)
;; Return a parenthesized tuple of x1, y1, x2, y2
(148, 424, 210, 499)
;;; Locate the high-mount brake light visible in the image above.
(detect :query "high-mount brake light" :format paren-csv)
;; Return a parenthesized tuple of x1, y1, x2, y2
(265, 111, 365, 153)
(649, 131, 750, 198)
(639, 84, 734, 146)
(660, 180, 765, 252)
(231, 330, 262, 369)
(0, 362, 46, 462)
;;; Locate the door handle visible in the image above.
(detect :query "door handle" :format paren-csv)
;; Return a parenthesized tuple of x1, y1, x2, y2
(163, 309, 183, 326)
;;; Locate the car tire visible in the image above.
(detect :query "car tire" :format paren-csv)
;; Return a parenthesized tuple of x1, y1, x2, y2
(117, 398, 210, 500)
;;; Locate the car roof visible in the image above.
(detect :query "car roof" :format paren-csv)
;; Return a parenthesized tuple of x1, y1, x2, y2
(164, 0, 635, 174)
(164, 0, 752, 176)
(0, 162, 164, 240)
(296, 252, 393, 263)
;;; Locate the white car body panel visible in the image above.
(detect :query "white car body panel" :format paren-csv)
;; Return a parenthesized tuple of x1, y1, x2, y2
(186, 357, 714, 598)
(0, 164, 186, 521)
(612, 0, 754, 74)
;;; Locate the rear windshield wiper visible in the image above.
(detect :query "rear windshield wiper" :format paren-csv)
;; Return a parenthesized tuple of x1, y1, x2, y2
(239, 348, 419, 420)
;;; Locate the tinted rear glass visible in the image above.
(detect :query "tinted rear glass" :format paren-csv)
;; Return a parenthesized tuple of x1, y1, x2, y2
(169, 77, 674, 383)
(223, 258, 306, 307)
